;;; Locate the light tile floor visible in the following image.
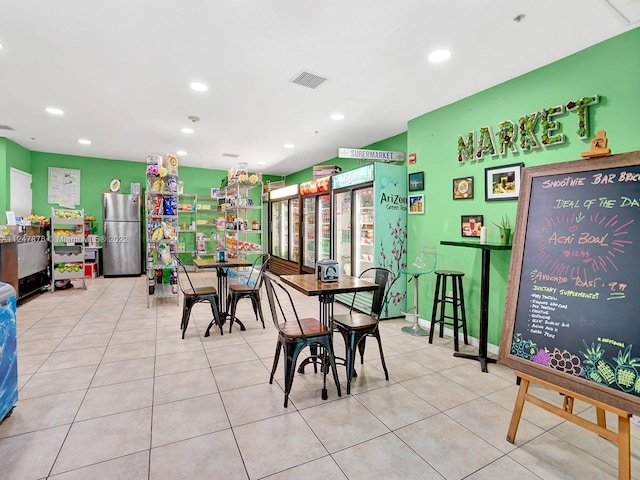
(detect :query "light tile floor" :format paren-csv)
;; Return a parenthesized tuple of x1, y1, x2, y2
(0, 273, 638, 479)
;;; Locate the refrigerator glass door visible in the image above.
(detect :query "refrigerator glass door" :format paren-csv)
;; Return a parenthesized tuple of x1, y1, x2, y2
(290, 197, 300, 263)
(318, 194, 331, 262)
(354, 187, 374, 278)
(271, 200, 289, 259)
(103, 193, 141, 221)
(302, 196, 316, 269)
(103, 221, 141, 276)
(334, 190, 352, 276)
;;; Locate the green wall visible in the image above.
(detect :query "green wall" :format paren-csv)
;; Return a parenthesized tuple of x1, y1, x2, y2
(0, 138, 32, 216)
(30, 152, 230, 236)
(405, 27, 640, 347)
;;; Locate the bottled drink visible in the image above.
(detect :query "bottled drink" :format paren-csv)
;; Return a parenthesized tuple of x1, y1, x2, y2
(148, 271, 155, 295)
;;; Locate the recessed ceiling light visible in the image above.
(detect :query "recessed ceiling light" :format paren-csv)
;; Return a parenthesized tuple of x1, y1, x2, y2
(330, 113, 344, 120)
(190, 82, 208, 92)
(427, 49, 451, 63)
(46, 107, 64, 115)
(284, 144, 294, 149)
(257, 161, 266, 166)
(181, 127, 194, 134)
(78, 139, 91, 145)
(177, 150, 187, 156)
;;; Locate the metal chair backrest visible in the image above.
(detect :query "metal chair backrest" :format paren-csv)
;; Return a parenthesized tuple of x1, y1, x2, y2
(173, 256, 195, 294)
(352, 267, 393, 319)
(244, 253, 271, 291)
(263, 272, 308, 342)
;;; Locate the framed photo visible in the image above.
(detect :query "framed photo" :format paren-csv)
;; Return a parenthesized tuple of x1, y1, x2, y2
(210, 187, 220, 199)
(461, 215, 483, 237)
(453, 176, 474, 200)
(485, 163, 524, 201)
(408, 194, 424, 215)
(408, 171, 424, 192)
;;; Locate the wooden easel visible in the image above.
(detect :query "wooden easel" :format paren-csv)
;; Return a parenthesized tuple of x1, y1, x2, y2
(507, 371, 631, 480)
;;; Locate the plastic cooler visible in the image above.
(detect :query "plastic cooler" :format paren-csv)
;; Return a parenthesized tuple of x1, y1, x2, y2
(0, 282, 18, 421)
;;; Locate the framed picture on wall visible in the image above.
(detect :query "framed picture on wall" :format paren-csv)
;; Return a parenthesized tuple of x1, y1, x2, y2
(453, 176, 474, 200)
(461, 215, 483, 237)
(485, 163, 524, 201)
(408, 194, 424, 214)
(408, 171, 424, 191)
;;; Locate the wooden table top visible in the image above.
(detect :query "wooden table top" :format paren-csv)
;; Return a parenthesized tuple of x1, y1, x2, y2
(280, 274, 379, 297)
(193, 257, 252, 269)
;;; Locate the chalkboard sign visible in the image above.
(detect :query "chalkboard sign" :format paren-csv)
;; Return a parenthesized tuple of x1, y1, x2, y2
(499, 151, 640, 415)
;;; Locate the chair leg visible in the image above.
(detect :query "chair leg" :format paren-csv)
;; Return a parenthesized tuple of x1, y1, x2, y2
(429, 274, 442, 344)
(228, 294, 238, 333)
(181, 297, 195, 339)
(252, 294, 265, 328)
(372, 329, 389, 381)
(458, 277, 469, 345)
(344, 331, 357, 395)
(438, 275, 447, 338)
(270, 339, 282, 384)
(282, 342, 306, 408)
(452, 278, 460, 352)
(357, 337, 367, 365)
(320, 338, 342, 399)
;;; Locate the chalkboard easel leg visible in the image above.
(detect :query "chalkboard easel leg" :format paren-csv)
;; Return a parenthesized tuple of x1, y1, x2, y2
(506, 373, 529, 443)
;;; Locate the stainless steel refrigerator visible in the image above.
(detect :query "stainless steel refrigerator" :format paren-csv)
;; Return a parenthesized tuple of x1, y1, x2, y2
(103, 193, 142, 277)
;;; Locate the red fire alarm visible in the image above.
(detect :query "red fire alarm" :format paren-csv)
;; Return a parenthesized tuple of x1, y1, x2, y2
(408, 153, 417, 165)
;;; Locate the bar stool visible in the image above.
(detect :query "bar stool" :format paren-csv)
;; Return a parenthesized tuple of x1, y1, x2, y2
(429, 270, 468, 351)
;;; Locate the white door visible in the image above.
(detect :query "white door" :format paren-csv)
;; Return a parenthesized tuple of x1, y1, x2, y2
(10, 168, 32, 218)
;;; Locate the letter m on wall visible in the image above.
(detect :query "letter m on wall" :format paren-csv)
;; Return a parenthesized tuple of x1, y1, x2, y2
(458, 131, 475, 163)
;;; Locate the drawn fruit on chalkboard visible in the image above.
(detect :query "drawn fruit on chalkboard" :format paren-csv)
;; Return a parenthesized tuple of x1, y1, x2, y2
(531, 348, 550, 366)
(613, 345, 640, 393)
(580, 341, 606, 384)
(549, 348, 582, 376)
(596, 359, 616, 385)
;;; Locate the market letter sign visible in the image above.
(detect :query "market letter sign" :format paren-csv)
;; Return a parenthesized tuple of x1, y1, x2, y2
(457, 95, 599, 163)
(339, 148, 405, 162)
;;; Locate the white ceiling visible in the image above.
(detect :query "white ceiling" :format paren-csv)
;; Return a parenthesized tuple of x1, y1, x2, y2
(0, 0, 636, 176)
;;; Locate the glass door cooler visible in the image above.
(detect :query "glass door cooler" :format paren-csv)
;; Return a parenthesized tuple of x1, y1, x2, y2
(268, 184, 301, 275)
(331, 163, 408, 319)
(300, 176, 331, 273)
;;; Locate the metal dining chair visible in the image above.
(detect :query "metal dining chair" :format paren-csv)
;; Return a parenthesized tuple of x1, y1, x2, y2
(174, 256, 223, 338)
(227, 254, 270, 333)
(263, 272, 342, 407)
(332, 267, 393, 394)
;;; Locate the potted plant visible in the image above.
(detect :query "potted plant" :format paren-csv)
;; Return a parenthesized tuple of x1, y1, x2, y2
(493, 215, 512, 245)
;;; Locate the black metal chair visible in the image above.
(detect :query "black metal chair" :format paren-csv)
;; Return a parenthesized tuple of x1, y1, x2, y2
(174, 256, 223, 338)
(332, 267, 393, 394)
(227, 254, 270, 333)
(263, 272, 342, 408)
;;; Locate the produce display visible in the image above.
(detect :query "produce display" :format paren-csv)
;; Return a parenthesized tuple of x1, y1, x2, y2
(53, 209, 82, 219)
(54, 263, 83, 273)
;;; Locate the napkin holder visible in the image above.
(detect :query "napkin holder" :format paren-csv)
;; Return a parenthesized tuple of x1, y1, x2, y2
(316, 259, 339, 282)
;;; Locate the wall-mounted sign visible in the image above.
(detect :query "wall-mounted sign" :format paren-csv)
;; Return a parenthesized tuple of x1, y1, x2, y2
(457, 95, 599, 163)
(338, 148, 405, 162)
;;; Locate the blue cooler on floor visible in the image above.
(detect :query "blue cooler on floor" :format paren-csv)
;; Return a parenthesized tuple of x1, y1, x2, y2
(0, 282, 17, 421)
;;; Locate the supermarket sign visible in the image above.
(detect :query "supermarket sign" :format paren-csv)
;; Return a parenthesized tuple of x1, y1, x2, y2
(338, 148, 405, 162)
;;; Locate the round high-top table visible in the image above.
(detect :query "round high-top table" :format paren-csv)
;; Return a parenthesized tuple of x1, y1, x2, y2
(399, 268, 433, 336)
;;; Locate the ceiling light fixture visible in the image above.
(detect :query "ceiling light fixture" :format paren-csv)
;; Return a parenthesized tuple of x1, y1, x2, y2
(177, 150, 187, 156)
(78, 139, 91, 145)
(330, 113, 344, 120)
(427, 49, 451, 63)
(46, 107, 64, 115)
(190, 82, 208, 92)
(258, 161, 266, 166)
(181, 127, 194, 134)
(284, 144, 294, 149)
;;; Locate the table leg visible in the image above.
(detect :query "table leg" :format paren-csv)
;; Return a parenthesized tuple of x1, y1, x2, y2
(453, 249, 495, 372)
(402, 274, 429, 336)
(297, 293, 333, 378)
(204, 267, 245, 337)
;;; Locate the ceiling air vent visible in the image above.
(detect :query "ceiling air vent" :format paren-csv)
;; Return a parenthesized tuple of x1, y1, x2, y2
(222, 153, 240, 158)
(0, 125, 15, 131)
(291, 71, 327, 89)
